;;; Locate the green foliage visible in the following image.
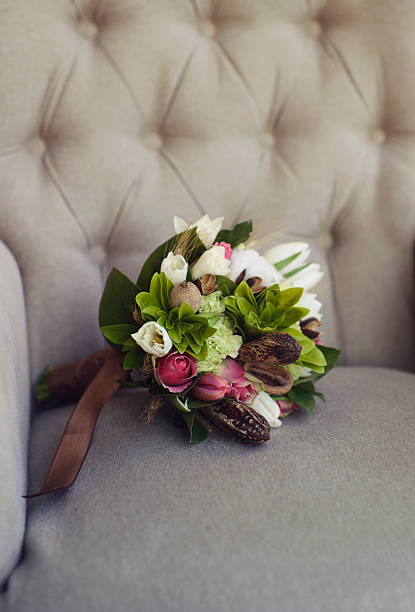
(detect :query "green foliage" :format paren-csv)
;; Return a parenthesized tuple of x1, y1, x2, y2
(136, 273, 215, 359)
(136, 272, 173, 321)
(136, 228, 205, 290)
(224, 282, 309, 339)
(171, 396, 210, 443)
(215, 275, 237, 297)
(99, 268, 139, 351)
(100, 324, 138, 345)
(287, 381, 326, 415)
(123, 348, 146, 370)
(292, 345, 341, 386)
(284, 262, 312, 279)
(284, 327, 327, 374)
(215, 220, 253, 248)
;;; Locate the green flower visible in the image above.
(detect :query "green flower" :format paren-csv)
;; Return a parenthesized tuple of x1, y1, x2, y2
(198, 291, 225, 319)
(197, 314, 243, 373)
(224, 282, 310, 339)
(136, 273, 215, 359)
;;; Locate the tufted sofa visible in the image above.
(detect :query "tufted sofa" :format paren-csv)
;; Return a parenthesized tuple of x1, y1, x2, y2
(1, 1, 415, 610)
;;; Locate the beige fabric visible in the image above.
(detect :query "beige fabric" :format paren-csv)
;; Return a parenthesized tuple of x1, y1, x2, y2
(1, 0, 414, 378)
(0, 242, 30, 585)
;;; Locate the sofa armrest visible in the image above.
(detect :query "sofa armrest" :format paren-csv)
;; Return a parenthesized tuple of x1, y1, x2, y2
(0, 241, 30, 586)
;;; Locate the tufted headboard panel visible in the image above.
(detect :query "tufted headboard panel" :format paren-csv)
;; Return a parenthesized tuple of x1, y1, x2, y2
(1, 0, 414, 378)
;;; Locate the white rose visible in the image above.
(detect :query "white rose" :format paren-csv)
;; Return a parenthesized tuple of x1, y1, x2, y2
(229, 249, 283, 287)
(160, 251, 188, 285)
(252, 391, 282, 428)
(131, 322, 172, 356)
(173, 214, 224, 248)
(191, 245, 230, 280)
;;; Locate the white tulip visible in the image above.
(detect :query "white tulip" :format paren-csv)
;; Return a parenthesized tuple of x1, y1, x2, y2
(160, 251, 188, 285)
(191, 245, 230, 280)
(264, 242, 310, 274)
(252, 391, 282, 428)
(131, 322, 172, 356)
(288, 262, 323, 291)
(173, 214, 224, 249)
(229, 249, 283, 287)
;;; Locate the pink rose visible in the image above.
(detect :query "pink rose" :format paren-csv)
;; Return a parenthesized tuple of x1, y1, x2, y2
(193, 373, 228, 402)
(213, 241, 232, 260)
(156, 351, 197, 393)
(218, 358, 258, 404)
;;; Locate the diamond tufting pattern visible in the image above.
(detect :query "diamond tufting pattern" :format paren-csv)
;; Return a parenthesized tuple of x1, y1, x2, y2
(0, 0, 415, 379)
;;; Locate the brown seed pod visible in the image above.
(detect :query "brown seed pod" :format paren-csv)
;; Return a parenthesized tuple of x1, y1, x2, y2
(300, 317, 322, 341)
(197, 399, 270, 445)
(246, 276, 266, 294)
(238, 332, 302, 365)
(132, 306, 143, 326)
(198, 274, 218, 295)
(245, 362, 293, 394)
(234, 269, 246, 285)
(169, 281, 202, 312)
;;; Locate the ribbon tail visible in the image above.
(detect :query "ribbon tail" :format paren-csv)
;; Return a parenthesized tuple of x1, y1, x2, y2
(25, 352, 127, 498)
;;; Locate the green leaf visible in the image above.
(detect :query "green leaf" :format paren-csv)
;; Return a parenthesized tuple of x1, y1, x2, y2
(288, 387, 316, 415)
(318, 345, 341, 373)
(215, 220, 253, 248)
(123, 348, 145, 370)
(284, 262, 312, 279)
(99, 267, 138, 331)
(273, 251, 302, 272)
(177, 404, 209, 443)
(100, 324, 137, 345)
(136, 272, 173, 322)
(137, 228, 205, 290)
(215, 275, 236, 297)
(278, 306, 310, 328)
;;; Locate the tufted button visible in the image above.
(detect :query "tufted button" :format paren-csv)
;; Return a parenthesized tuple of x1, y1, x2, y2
(88, 245, 106, 264)
(78, 19, 98, 39)
(315, 231, 334, 250)
(199, 19, 216, 38)
(258, 132, 275, 149)
(371, 128, 386, 145)
(27, 137, 46, 155)
(305, 20, 322, 38)
(142, 132, 163, 150)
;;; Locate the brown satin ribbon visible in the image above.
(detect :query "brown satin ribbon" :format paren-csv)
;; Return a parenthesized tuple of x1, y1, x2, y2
(25, 351, 128, 498)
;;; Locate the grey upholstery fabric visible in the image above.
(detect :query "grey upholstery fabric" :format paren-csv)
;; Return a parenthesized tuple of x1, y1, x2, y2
(0, 242, 30, 586)
(3, 367, 415, 612)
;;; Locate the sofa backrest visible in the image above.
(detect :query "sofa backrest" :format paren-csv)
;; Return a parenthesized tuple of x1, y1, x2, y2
(1, 0, 414, 378)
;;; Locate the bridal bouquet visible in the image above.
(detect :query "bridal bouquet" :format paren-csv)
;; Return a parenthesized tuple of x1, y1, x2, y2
(32, 216, 339, 496)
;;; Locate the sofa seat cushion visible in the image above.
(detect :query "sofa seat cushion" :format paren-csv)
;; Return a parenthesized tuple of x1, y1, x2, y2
(4, 366, 415, 612)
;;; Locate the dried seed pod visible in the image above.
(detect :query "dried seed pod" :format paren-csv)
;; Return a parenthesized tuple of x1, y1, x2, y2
(132, 306, 143, 326)
(169, 281, 202, 312)
(245, 362, 293, 394)
(197, 399, 270, 445)
(234, 269, 246, 286)
(246, 276, 265, 294)
(198, 274, 218, 295)
(300, 317, 322, 340)
(238, 332, 302, 365)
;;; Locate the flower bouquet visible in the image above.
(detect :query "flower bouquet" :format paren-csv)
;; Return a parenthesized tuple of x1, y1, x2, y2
(32, 216, 340, 496)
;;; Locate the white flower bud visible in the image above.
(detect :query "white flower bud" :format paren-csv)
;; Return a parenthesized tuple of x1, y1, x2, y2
(173, 214, 224, 249)
(252, 391, 282, 428)
(160, 251, 188, 285)
(191, 245, 230, 280)
(264, 242, 310, 274)
(131, 322, 172, 356)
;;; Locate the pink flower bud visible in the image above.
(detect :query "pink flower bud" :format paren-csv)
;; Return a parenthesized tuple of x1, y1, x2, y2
(213, 241, 232, 260)
(193, 373, 229, 402)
